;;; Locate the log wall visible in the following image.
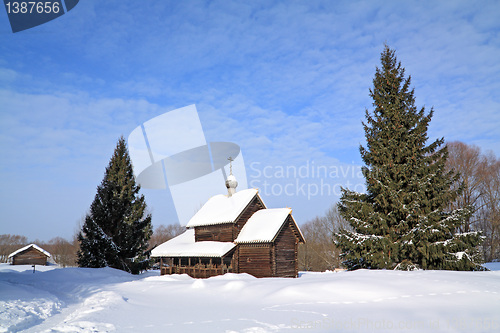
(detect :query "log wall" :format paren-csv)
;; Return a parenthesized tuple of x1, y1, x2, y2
(194, 195, 265, 242)
(12, 248, 48, 265)
(273, 217, 299, 277)
(195, 223, 234, 242)
(237, 244, 273, 278)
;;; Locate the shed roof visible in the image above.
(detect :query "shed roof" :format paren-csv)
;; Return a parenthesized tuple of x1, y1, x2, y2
(186, 188, 259, 227)
(150, 229, 236, 258)
(235, 208, 298, 244)
(8, 244, 51, 259)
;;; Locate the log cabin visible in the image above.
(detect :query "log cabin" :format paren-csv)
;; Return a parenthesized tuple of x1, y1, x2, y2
(8, 244, 51, 266)
(151, 167, 305, 278)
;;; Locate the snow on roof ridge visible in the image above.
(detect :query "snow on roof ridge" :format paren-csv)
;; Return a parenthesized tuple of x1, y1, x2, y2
(8, 243, 51, 258)
(235, 208, 292, 244)
(186, 188, 259, 227)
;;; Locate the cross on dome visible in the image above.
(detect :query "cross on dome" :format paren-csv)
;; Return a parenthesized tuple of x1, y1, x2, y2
(228, 156, 234, 175)
(225, 156, 238, 196)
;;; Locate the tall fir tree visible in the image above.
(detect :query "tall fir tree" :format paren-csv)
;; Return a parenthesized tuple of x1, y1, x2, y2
(77, 136, 152, 274)
(336, 45, 483, 271)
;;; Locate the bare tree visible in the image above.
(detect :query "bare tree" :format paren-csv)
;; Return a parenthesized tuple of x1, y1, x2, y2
(0, 234, 28, 263)
(446, 141, 488, 232)
(149, 224, 185, 250)
(477, 153, 500, 261)
(45, 237, 78, 267)
(298, 205, 348, 271)
(299, 217, 332, 271)
(446, 141, 500, 261)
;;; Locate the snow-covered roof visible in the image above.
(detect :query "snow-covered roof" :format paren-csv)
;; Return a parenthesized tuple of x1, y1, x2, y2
(235, 208, 294, 244)
(186, 188, 259, 227)
(150, 229, 236, 258)
(8, 244, 51, 258)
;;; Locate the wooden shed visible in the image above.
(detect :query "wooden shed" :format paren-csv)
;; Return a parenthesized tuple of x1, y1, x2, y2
(234, 209, 304, 278)
(8, 244, 51, 265)
(151, 169, 305, 278)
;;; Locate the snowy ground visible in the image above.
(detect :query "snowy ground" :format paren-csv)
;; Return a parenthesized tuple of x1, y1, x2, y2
(1, 263, 499, 332)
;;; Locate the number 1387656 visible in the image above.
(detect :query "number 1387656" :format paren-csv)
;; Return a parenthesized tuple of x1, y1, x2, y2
(5, 1, 60, 14)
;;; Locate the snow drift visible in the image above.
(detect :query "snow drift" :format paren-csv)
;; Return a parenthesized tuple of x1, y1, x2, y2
(1, 263, 499, 332)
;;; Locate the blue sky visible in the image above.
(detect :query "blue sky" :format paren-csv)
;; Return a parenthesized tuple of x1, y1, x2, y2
(1, 0, 499, 241)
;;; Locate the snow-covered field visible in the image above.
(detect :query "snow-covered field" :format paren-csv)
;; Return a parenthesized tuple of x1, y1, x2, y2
(1, 263, 499, 332)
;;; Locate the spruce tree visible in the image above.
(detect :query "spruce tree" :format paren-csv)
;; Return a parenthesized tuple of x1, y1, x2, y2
(336, 45, 483, 271)
(77, 136, 152, 274)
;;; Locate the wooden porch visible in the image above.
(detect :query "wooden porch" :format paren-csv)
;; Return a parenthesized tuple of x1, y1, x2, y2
(160, 264, 233, 278)
(159, 257, 233, 278)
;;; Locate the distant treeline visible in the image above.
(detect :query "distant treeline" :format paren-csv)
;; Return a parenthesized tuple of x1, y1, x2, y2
(0, 224, 185, 267)
(0, 234, 80, 267)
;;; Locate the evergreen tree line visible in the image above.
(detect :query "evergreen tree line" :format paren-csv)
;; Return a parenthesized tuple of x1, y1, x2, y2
(56, 45, 498, 273)
(335, 45, 495, 271)
(298, 141, 499, 272)
(301, 46, 498, 272)
(6, 46, 495, 274)
(77, 137, 153, 274)
(76, 137, 183, 274)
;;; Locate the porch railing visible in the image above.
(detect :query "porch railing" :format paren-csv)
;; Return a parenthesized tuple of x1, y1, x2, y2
(161, 264, 232, 278)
